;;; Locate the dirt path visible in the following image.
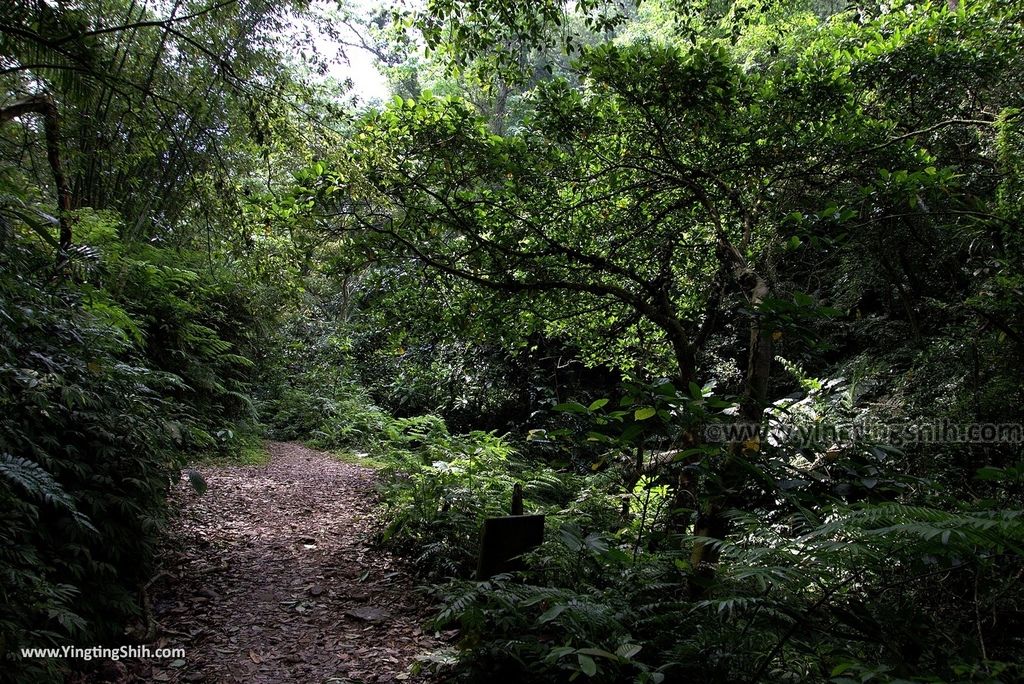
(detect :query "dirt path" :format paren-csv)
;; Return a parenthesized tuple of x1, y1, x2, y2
(127, 441, 442, 683)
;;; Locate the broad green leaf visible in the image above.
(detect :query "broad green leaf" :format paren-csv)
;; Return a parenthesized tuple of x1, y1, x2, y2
(538, 604, 566, 623)
(577, 653, 597, 677)
(554, 401, 588, 414)
(634, 407, 656, 421)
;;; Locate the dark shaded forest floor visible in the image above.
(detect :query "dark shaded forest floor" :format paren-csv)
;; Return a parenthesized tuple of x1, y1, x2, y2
(93, 442, 443, 683)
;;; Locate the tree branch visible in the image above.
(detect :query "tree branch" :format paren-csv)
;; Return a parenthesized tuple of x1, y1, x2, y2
(1, 93, 73, 252)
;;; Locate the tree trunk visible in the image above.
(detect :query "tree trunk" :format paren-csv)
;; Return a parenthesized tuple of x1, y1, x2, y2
(689, 246, 773, 598)
(1, 94, 73, 253)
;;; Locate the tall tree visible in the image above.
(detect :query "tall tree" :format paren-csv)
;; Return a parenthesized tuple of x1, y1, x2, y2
(303, 0, 1024, 590)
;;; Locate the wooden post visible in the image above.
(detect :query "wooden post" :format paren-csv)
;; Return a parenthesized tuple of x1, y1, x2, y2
(511, 483, 523, 515)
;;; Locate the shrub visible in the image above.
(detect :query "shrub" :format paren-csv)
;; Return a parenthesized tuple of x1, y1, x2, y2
(0, 212, 261, 680)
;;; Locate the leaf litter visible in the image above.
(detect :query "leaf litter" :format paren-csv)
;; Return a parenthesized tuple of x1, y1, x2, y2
(84, 441, 445, 683)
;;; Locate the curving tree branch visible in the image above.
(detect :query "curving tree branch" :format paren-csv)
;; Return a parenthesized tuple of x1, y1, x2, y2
(1, 93, 73, 252)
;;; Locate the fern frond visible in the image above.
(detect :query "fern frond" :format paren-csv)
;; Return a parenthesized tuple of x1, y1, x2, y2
(0, 453, 96, 533)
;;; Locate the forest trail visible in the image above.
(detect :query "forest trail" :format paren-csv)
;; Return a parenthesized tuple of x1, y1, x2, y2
(125, 442, 442, 683)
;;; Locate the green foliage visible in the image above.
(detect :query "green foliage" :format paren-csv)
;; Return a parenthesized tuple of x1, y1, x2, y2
(0, 233, 170, 677)
(377, 426, 521, 577)
(0, 0, 331, 679)
(411, 465, 1024, 682)
(348, 2, 1024, 683)
(1, 0, 335, 246)
(0, 206, 261, 679)
(257, 309, 395, 452)
(6, 0, 1024, 682)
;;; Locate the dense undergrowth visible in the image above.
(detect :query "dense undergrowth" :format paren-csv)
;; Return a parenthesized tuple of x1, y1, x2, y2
(269, 357, 1024, 683)
(0, 213, 263, 681)
(258, 282, 1024, 682)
